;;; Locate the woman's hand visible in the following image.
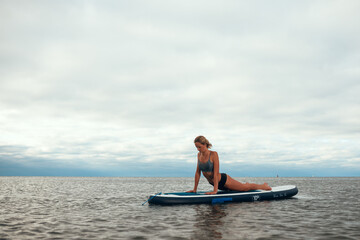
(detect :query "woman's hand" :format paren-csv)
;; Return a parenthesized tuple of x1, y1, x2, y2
(186, 189, 196, 193)
(205, 191, 218, 195)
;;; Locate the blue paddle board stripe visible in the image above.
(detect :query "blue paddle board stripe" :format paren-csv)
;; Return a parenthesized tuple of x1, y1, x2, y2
(212, 197, 233, 204)
(163, 190, 261, 196)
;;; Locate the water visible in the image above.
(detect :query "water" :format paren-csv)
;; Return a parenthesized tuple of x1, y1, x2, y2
(1, 177, 359, 239)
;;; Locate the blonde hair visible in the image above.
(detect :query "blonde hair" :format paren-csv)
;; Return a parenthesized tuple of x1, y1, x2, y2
(194, 136, 212, 149)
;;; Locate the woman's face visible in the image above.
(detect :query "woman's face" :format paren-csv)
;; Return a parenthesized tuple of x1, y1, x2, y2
(195, 142, 207, 152)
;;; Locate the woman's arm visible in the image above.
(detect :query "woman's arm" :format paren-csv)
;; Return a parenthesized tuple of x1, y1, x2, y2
(206, 151, 220, 195)
(187, 164, 201, 192)
(187, 153, 201, 192)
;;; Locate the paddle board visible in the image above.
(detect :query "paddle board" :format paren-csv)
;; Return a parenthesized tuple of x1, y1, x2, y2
(147, 185, 298, 205)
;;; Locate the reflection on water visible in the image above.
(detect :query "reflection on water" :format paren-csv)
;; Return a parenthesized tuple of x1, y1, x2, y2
(193, 204, 227, 239)
(191, 200, 281, 239)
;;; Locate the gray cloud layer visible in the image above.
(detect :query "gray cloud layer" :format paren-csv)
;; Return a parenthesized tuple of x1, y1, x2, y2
(1, 1, 359, 176)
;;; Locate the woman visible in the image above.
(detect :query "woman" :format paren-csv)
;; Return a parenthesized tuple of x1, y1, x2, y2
(187, 136, 272, 195)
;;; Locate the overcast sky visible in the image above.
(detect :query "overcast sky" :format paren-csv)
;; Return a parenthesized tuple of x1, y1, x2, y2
(1, 0, 359, 177)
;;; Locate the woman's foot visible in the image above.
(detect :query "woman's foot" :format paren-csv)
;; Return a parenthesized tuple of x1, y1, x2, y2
(262, 183, 272, 190)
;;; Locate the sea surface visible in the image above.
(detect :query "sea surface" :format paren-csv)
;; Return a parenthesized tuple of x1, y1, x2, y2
(1, 177, 359, 239)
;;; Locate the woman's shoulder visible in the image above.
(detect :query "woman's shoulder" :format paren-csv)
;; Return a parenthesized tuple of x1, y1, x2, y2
(210, 150, 218, 156)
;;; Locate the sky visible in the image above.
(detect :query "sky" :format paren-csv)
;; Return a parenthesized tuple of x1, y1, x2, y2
(1, 0, 359, 177)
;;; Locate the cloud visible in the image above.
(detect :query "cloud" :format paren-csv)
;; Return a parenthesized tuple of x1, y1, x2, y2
(0, 1, 360, 176)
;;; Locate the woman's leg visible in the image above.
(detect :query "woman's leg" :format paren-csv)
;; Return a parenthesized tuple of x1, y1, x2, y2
(224, 175, 271, 191)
